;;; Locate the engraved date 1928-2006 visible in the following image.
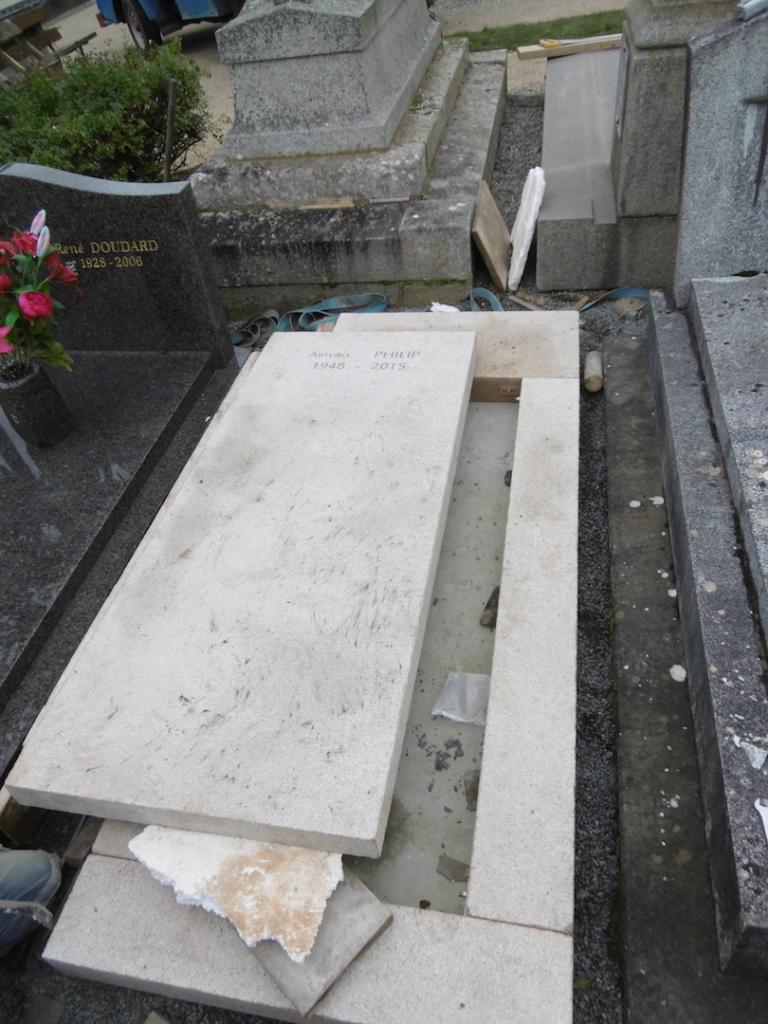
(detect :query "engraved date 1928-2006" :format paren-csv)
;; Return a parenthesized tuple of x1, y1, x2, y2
(57, 238, 160, 272)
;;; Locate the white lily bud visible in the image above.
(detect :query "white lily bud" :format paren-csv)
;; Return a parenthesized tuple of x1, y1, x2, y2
(35, 226, 50, 258)
(30, 209, 46, 235)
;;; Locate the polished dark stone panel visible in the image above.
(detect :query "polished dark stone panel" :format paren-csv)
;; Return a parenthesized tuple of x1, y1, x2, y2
(0, 163, 230, 366)
(0, 350, 212, 706)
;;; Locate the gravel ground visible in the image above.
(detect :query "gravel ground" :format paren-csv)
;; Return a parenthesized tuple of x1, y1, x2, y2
(0, 97, 625, 1024)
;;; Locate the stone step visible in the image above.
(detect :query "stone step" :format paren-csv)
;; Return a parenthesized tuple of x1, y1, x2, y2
(646, 290, 768, 975)
(200, 55, 507, 313)
(689, 275, 768, 646)
(193, 40, 469, 208)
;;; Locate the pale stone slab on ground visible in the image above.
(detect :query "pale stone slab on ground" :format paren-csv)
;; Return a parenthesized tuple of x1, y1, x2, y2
(7, 332, 476, 856)
(467, 378, 579, 935)
(129, 826, 343, 962)
(256, 871, 392, 1017)
(44, 855, 573, 1024)
(334, 310, 579, 401)
(471, 180, 509, 291)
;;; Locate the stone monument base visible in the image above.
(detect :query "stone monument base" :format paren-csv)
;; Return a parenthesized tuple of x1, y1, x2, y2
(192, 43, 506, 313)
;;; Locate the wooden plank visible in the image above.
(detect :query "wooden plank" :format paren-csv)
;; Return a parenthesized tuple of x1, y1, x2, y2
(471, 180, 509, 292)
(8, 332, 476, 858)
(517, 33, 622, 60)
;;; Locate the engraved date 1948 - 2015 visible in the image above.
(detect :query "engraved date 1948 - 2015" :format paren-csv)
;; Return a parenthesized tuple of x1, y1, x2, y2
(309, 350, 421, 370)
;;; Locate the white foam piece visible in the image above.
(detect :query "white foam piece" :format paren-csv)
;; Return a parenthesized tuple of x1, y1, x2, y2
(508, 167, 546, 292)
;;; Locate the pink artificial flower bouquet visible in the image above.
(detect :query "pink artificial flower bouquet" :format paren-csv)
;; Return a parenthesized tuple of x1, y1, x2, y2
(0, 210, 81, 381)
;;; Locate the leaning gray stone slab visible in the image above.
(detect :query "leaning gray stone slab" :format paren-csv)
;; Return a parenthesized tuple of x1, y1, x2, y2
(674, 12, 768, 306)
(689, 275, 768, 645)
(0, 163, 229, 364)
(44, 854, 573, 1024)
(7, 332, 476, 857)
(647, 291, 768, 974)
(217, 0, 440, 158)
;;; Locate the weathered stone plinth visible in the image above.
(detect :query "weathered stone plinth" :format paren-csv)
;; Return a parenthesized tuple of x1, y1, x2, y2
(217, 0, 440, 158)
(193, 0, 505, 310)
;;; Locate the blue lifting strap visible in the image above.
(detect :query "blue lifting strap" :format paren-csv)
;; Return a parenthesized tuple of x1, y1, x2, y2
(231, 292, 390, 347)
(468, 287, 504, 312)
(578, 286, 650, 312)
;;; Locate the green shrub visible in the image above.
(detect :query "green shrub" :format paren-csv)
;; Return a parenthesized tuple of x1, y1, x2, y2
(0, 42, 213, 181)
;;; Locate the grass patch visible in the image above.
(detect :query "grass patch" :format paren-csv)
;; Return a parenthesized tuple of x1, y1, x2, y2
(450, 10, 625, 52)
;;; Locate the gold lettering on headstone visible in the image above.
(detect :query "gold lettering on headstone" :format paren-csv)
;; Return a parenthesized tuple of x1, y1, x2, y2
(65, 239, 160, 267)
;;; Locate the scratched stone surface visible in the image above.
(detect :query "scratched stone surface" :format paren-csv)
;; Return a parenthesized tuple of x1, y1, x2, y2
(8, 331, 476, 857)
(674, 11, 768, 306)
(0, 350, 211, 706)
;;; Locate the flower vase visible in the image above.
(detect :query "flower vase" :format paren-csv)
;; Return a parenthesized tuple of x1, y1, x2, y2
(0, 365, 75, 448)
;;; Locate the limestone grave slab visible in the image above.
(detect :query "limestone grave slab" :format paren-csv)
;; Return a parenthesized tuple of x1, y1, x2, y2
(44, 854, 573, 1024)
(333, 310, 579, 400)
(674, 13, 768, 306)
(0, 163, 229, 364)
(467, 378, 579, 935)
(689, 275, 768, 644)
(7, 332, 476, 856)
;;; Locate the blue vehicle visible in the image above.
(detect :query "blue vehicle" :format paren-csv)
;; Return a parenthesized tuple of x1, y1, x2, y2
(96, 0, 242, 55)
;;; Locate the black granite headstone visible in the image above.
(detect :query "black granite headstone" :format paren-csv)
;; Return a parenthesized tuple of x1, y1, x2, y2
(0, 163, 230, 365)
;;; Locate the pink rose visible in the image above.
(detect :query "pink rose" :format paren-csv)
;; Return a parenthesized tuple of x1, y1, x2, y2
(18, 291, 54, 319)
(0, 274, 12, 293)
(0, 326, 13, 354)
